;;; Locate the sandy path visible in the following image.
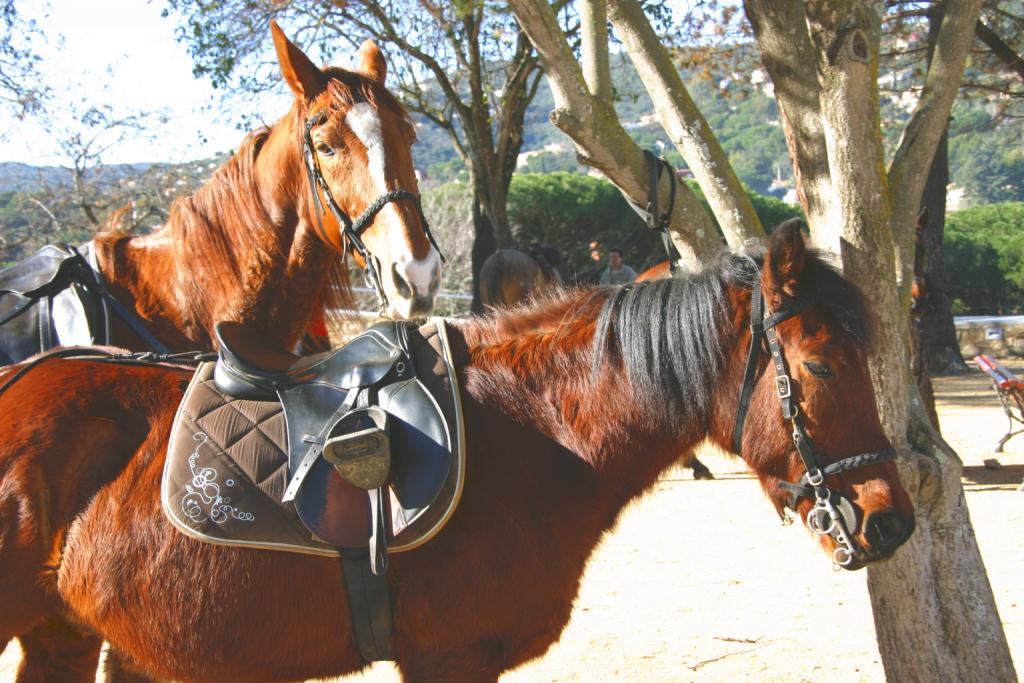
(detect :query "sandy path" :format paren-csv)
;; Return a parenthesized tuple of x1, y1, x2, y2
(2, 364, 1022, 682)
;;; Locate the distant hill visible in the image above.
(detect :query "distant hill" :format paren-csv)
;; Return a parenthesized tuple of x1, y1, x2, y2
(0, 161, 154, 193)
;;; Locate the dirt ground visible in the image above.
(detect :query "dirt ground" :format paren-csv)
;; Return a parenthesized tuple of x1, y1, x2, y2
(2, 363, 1022, 682)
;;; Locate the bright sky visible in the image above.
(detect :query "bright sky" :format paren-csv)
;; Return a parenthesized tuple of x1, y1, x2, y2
(0, 0, 288, 166)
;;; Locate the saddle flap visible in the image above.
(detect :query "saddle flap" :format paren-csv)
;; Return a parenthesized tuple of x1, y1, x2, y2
(0, 242, 109, 364)
(379, 378, 451, 510)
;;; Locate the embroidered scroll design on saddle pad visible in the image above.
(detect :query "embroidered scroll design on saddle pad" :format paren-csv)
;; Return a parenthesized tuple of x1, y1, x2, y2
(161, 320, 466, 559)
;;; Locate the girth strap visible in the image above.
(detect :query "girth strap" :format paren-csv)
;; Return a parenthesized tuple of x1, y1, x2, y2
(340, 548, 394, 662)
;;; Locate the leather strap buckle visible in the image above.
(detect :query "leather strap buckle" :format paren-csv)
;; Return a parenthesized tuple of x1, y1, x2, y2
(775, 375, 792, 399)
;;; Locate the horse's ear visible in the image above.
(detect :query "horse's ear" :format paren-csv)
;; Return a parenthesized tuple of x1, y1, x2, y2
(763, 219, 808, 301)
(356, 39, 387, 84)
(270, 21, 327, 100)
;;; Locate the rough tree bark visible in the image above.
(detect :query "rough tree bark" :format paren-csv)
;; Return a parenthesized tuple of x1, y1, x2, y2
(579, 0, 612, 101)
(746, 1, 1015, 680)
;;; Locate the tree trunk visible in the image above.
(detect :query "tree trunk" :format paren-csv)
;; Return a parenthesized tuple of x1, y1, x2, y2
(918, 128, 969, 375)
(746, 1, 1014, 679)
(916, 7, 970, 376)
(469, 194, 498, 315)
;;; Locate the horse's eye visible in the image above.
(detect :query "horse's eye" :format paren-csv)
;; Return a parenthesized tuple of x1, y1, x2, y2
(803, 361, 833, 379)
(316, 142, 336, 157)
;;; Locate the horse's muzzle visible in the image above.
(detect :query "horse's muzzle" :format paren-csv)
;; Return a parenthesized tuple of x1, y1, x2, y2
(841, 509, 916, 570)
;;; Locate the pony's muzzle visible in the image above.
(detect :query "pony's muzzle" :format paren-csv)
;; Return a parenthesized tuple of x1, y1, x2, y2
(861, 508, 915, 557)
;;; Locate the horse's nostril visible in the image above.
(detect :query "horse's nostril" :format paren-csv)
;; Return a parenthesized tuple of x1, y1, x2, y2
(391, 264, 413, 299)
(864, 510, 915, 550)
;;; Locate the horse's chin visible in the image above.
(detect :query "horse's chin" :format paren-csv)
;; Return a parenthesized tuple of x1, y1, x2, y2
(385, 295, 435, 321)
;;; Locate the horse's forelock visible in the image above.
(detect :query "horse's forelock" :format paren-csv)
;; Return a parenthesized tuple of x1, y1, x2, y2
(318, 68, 413, 130)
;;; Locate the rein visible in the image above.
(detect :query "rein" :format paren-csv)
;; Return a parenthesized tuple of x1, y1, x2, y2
(624, 150, 683, 273)
(731, 277, 896, 568)
(0, 348, 215, 402)
(301, 110, 445, 314)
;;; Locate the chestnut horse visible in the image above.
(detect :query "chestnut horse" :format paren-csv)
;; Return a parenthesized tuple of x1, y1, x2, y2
(6, 22, 439, 680)
(0, 224, 914, 682)
(75, 22, 437, 357)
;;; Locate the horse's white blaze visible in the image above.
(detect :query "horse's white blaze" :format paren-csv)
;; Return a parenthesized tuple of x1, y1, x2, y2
(346, 102, 439, 313)
(345, 103, 404, 250)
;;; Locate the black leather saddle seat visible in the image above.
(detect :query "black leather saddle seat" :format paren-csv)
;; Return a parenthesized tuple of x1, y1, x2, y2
(214, 321, 404, 401)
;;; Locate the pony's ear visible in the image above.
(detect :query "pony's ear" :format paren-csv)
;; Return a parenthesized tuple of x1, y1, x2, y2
(356, 39, 387, 84)
(762, 219, 808, 301)
(271, 21, 327, 100)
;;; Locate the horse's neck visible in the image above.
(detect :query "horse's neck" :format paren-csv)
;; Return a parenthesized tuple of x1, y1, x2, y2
(95, 120, 330, 351)
(457, 306, 709, 498)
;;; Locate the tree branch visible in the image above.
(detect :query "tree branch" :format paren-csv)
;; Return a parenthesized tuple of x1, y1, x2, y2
(509, 0, 723, 264)
(744, 0, 834, 232)
(888, 0, 985, 294)
(975, 19, 1024, 81)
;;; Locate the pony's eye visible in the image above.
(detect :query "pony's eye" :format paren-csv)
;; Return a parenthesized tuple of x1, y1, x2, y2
(803, 361, 833, 379)
(316, 142, 336, 157)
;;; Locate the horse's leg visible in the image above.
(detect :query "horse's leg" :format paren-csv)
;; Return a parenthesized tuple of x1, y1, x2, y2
(102, 648, 160, 683)
(15, 618, 102, 683)
(689, 455, 715, 480)
(397, 645, 503, 683)
(678, 449, 714, 480)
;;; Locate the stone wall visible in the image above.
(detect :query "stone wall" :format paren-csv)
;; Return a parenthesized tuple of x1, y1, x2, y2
(957, 321, 1024, 359)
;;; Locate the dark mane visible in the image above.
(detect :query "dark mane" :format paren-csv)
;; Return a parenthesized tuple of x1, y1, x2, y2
(592, 249, 874, 424)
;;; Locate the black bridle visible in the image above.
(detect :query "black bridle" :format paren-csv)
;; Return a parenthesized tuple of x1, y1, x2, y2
(731, 274, 897, 568)
(301, 110, 444, 314)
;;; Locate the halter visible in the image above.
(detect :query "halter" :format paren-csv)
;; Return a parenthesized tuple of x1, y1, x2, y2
(731, 274, 897, 568)
(301, 110, 445, 315)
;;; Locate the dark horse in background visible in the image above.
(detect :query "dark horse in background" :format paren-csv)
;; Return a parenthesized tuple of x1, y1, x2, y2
(0, 21, 439, 366)
(0, 223, 913, 682)
(0, 22, 439, 681)
(478, 243, 565, 309)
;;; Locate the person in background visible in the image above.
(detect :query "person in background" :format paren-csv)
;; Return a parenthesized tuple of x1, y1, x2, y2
(599, 248, 637, 286)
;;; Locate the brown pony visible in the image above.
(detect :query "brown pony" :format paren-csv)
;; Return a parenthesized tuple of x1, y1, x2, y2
(478, 246, 563, 308)
(90, 21, 439, 354)
(0, 225, 913, 682)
